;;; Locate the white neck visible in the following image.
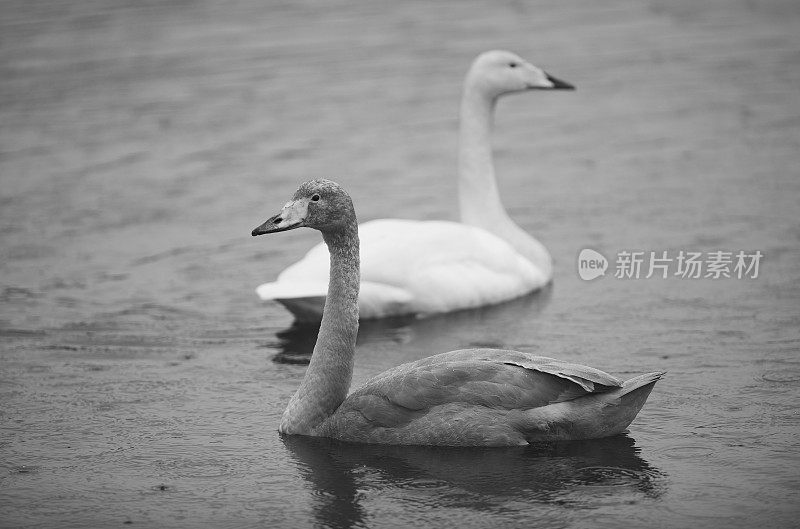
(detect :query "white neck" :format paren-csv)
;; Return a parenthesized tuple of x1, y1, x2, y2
(457, 84, 553, 280)
(279, 226, 360, 435)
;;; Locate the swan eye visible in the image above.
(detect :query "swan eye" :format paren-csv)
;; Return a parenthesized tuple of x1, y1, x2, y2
(311, 194, 320, 202)
(509, 62, 518, 68)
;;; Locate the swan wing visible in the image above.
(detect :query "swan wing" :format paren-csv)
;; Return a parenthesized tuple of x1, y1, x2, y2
(342, 349, 622, 422)
(394, 349, 623, 391)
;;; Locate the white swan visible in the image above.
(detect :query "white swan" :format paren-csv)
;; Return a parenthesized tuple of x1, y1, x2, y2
(251, 179, 663, 446)
(256, 51, 574, 321)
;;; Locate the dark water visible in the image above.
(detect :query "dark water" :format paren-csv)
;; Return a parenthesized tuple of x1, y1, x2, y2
(2, 1, 799, 527)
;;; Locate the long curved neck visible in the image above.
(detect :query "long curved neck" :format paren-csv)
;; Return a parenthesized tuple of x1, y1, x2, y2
(457, 84, 553, 280)
(279, 224, 360, 435)
(458, 86, 508, 227)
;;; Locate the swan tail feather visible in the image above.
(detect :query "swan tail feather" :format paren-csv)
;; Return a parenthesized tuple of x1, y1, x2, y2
(519, 371, 664, 442)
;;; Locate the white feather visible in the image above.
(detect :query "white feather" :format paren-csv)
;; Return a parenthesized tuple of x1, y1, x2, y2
(255, 51, 567, 321)
(258, 219, 547, 319)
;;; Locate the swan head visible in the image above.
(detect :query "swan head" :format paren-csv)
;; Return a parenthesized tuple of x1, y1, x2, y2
(466, 50, 574, 98)
(252, 179, 356, 236)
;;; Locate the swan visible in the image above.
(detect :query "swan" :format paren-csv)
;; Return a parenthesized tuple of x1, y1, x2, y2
(255, 50, 574, 321)
(251, 179, 663, 446)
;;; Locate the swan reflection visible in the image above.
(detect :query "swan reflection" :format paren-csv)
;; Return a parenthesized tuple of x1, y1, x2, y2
(283, 433, 665, 528)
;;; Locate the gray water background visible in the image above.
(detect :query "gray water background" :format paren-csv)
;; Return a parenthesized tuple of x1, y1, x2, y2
(1, 0, 799, 527)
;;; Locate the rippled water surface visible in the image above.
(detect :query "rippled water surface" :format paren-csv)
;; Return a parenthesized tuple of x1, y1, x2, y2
(2, 1, 799, 527)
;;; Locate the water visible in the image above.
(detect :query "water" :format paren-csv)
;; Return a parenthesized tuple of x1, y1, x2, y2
(1, 0, 799, 527)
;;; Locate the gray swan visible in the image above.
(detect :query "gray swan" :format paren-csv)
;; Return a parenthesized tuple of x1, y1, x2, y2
(252, 179, 663, 446)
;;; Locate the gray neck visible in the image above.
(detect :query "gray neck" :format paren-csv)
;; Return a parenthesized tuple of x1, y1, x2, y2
(457, 85, 553, 280)
(279, 225, 360, 435)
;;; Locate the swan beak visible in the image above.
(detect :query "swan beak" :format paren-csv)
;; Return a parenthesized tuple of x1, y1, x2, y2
(543, 73, 575, 90)
(252, 214, 296, 236)
(252, 200, 308, 236)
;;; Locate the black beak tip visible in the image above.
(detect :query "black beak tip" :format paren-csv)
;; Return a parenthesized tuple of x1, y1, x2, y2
(251, 214, 280, 236)
(546, 73, 575, 90)
(251, 214, 300, 236)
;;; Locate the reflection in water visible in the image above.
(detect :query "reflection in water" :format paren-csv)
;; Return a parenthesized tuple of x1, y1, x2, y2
(283, 433, 664, 529)
(271, 286, 553, 364)
(270, 322, 322, 364)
